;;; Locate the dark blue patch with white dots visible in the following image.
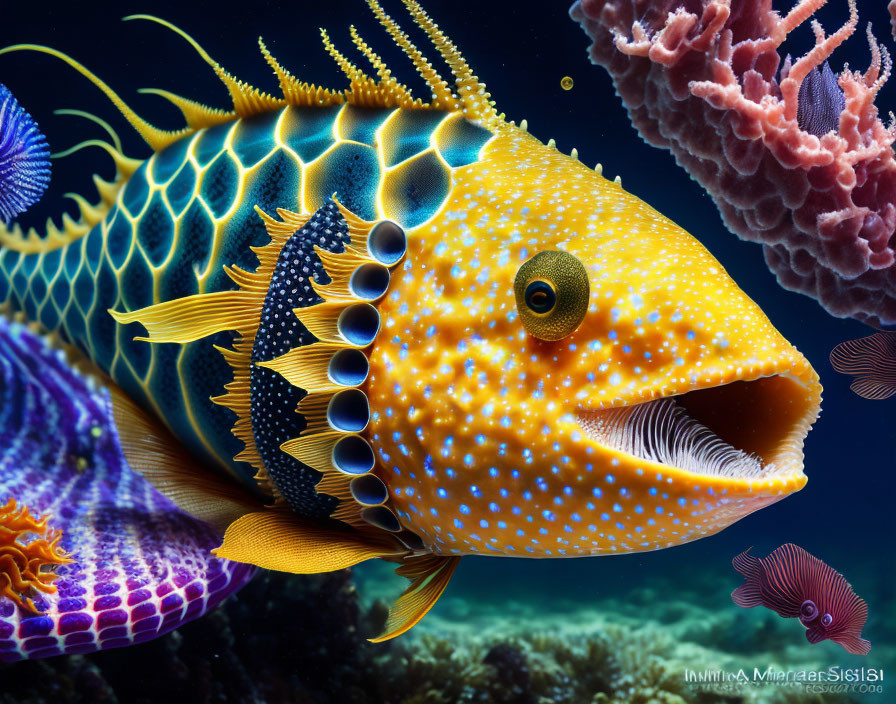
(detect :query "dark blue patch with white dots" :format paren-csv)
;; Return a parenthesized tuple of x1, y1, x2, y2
(250, 200, 350, 520)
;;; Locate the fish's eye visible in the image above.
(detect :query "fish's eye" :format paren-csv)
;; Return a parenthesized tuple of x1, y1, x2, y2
(513, 251, 589, 341)
(524, 280, 556, 314)
(821, 613, 833, 628)
(799, 600, 818, 621)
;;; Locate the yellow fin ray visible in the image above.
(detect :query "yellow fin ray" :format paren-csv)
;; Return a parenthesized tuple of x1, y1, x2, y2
(400, 0, 498, 122)
(259, 38, 345, 108)
(296, 392, 333, 435)
(280, 431, 345, 474)
(53, 108, 124, 152)
(125, 14, 285, 119)
(349, 26, 421, 108)
(364, 0, 458, 110)
(60, 191, 107, 229)
(311, 244, 381, 301)
(291, 301, 379, 346)
(257, 342, 347, 393)
(369, 556, 460, 642)
(109, 290, 260, 343)
(213, 506, 406, 573)
(138, 88, 236, 130)
(0, 44, 188, 151)
(213, 65, 287, 118)
(316, 473, 353, 501)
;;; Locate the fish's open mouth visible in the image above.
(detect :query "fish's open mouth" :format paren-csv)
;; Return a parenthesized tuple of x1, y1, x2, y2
(577, 375, 818, 480)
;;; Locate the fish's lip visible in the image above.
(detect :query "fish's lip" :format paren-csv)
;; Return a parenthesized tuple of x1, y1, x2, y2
(574, 357, 821, 488)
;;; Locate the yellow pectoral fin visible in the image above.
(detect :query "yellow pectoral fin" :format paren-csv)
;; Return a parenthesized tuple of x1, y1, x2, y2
(369, 555, 460, 643)
(213, 506, 407, 573)
(108, 290, 260, 343)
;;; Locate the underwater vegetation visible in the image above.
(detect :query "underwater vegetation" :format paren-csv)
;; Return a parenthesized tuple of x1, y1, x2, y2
(0, 0, 828, 662)
(0, 562, 884, 704)
(571, 0, 896, 328)
(731, 543, 870, 655)
(0, 84, 50, 223)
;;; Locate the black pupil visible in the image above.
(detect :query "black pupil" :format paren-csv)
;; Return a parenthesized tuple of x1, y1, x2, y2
(525, 281, 556, 313)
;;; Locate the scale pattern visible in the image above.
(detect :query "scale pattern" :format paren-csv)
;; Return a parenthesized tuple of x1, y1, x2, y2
(0, 105, 492, 488)
(0, 318, 255, 662)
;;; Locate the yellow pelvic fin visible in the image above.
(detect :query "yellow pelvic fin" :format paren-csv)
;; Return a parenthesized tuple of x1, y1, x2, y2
(369, 555, 460, 642)
(109, 386, 260, 533)
(213, 506, 406, 573)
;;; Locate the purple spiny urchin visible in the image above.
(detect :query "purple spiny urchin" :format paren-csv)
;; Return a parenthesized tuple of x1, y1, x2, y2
(0, 83, 50, 223)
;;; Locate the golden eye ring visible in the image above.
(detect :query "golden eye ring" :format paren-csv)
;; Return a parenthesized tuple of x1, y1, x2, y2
(514, 251, 589, 341)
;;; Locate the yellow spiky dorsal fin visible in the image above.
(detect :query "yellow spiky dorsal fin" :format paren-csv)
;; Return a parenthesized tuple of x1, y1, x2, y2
(125, 15, 285, 119)
(320, 28, 383, 107)
(61, 192, 105, 228)
(139, 88, 236, 129)
(349, 26, 421, 108)
(0, 44, 187, 152)
(213, 65, 286, 117)
(364, 0, 458, 110)
(92, 174, 121, 207)
(400, 0, 498, 123)
(258, 38, 345, 107)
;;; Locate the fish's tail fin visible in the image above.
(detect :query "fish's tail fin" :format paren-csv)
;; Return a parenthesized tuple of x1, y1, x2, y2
(731, 547, 763, 608)
(833, 635, 872, 655)
(830, 332, 896, 400)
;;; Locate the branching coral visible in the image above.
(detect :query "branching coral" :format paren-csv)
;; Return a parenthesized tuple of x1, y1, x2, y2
(0, 498, 71, 613)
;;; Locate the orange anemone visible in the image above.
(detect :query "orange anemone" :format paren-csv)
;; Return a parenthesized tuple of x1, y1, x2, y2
(0, 498, 72, 614)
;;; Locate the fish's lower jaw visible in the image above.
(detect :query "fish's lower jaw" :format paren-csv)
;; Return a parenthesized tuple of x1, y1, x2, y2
(576, 367, 820, 486)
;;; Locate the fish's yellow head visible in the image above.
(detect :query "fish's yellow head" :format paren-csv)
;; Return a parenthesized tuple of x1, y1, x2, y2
(368, 127, 821, 557)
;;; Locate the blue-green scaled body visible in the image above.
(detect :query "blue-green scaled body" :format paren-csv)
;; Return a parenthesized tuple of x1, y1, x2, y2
(0, 104, 491, 484)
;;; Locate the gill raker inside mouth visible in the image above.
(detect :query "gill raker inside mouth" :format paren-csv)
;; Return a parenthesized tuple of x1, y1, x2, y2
(576, 375, 817, 480)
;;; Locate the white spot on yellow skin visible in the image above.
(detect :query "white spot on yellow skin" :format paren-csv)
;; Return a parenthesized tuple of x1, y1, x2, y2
(367, 127, 820, 558)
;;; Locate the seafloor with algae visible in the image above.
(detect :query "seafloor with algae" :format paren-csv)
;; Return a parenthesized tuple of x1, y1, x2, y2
(1, 563, 887, 704)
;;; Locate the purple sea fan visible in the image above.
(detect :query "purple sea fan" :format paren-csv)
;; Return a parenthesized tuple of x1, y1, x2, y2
(732, 544, 871, 655)
(0, 83, 50, 223)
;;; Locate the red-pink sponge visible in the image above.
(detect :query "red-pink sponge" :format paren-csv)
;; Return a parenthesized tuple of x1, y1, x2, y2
(572, 0, 896, 327)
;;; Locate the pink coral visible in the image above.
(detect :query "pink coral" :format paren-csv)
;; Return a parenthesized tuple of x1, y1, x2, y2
(571, 0, 896, 327)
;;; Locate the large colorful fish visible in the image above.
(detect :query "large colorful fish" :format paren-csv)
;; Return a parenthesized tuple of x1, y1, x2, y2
(0, 0, 822, 660)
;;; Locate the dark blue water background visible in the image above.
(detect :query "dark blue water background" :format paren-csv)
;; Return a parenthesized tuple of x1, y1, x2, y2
(3, 0, 893, 690)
